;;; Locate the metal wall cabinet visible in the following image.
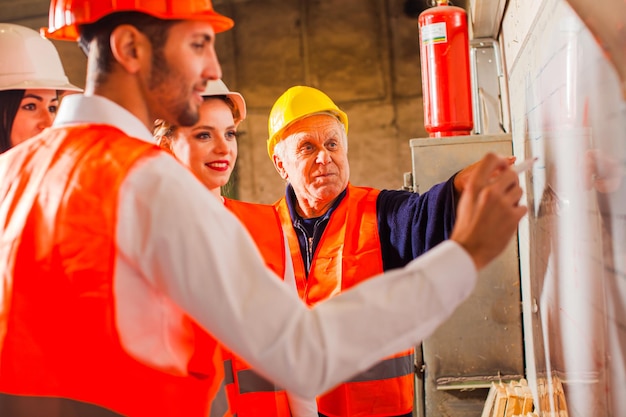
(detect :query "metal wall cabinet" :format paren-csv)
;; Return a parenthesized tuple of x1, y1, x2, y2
(410, 134, 525, 417)
(468, 0, 507, 39)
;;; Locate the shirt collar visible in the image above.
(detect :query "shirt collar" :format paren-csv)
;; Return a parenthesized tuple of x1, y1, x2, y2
(54, 94, 154, 143)
(285, 183, 348, 224)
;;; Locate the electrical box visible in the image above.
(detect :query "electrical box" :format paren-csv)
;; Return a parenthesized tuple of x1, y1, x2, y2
(411, 134, 525, 417)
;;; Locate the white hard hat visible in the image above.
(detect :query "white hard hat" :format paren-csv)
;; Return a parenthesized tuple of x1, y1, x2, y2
(0, 23, 82, 92)
(202, 80, 247, 125)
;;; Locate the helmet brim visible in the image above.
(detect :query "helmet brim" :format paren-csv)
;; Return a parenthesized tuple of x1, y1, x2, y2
(205, 92, 246, 125)
(267, 109, 348, 158)
(43, 11, 234, 42)
(200, 79, 247, 124)
(0, 79, 83, 92)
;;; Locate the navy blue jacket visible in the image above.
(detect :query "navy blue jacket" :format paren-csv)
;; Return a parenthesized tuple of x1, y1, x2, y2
(283, 176, 457, 273)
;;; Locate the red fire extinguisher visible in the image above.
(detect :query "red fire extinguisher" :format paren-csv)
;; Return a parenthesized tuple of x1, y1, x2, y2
(418, 0, 473, 137)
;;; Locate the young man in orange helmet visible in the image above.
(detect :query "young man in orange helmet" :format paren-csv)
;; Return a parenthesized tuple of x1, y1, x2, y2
(0, 1, 526, 416)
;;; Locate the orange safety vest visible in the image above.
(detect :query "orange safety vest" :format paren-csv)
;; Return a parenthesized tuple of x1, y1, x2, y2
(222, 199, 292, 417)
(275, 185, 414, 417)
(0, 125, 230, 417)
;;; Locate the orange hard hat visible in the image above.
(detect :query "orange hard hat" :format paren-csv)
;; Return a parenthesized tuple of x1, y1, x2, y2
(42, 0, 234, 42)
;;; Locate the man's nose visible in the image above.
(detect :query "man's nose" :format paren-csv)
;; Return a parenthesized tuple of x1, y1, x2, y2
(202, 48, 222, 81)
(316, 149, 331, 164)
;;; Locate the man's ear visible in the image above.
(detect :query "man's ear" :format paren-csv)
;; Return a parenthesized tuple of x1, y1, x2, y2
(109, 24, 149, 74)
(273, 154, 288, 180)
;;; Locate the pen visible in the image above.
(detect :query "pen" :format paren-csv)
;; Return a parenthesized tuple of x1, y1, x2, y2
(512, 157, 538, 175)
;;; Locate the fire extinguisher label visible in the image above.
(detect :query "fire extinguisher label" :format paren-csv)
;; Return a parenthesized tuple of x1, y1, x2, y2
(421, 22, 447, 44)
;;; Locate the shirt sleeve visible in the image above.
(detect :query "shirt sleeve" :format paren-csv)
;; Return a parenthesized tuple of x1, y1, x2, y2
(116, 154, 477, 398)
(286, 392, 318, 417)
(377, 176, 458, 270)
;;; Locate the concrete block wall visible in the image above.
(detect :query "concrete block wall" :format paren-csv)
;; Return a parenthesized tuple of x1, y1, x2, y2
(216, 0, 428, 203)
(2, 0, 429, 204)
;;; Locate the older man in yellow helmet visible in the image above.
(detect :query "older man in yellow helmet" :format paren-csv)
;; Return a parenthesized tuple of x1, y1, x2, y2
(268, 85, 497, 417)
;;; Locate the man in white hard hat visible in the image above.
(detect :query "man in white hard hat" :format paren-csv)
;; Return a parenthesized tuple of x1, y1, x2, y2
(0, 23, 81, 153)
(0, 1, 526, 416)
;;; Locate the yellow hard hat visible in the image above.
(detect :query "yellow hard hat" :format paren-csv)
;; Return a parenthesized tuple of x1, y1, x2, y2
(267, 86, 348, 158)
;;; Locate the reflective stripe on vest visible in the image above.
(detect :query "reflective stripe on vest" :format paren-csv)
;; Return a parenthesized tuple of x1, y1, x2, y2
(238, 369, 284, 393)
(275, 185, 415, 416)
(346, 353, 413, 383)
(0, 393, 125, 416)
(211, 378, 231, 417)
(0, 125, 229, 417)
(224, 359, 235, 385)
(222, 199, 291, 417)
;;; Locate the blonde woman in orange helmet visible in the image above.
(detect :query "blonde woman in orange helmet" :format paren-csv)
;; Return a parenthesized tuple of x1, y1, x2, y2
(0, 0, 526, 415)
(0, 23, 81, 153)
(155, 79, 318, 417)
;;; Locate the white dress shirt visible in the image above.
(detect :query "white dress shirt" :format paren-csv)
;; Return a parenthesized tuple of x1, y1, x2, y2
(53, 94, 478, 399)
